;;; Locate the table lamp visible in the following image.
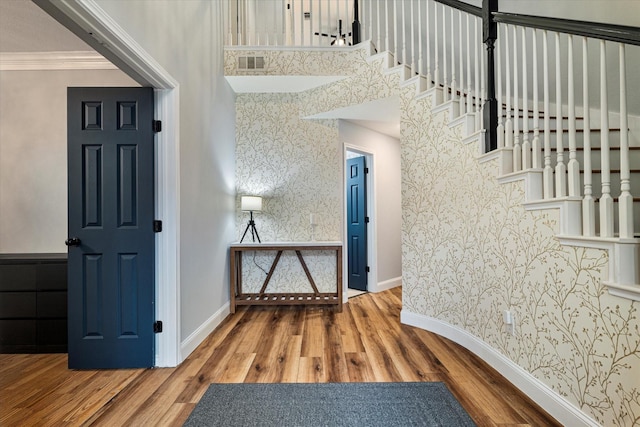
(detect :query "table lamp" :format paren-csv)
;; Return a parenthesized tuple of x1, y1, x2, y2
(240, 195, 262, 243)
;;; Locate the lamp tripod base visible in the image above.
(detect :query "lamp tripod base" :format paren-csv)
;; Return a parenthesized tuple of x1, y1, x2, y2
(240, 212, 261, 243)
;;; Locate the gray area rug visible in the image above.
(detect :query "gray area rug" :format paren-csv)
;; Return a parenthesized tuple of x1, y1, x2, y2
(184, 382, 477, 426)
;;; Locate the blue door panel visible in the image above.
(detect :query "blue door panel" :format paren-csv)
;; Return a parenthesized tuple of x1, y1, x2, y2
(347, 156, 367, 291)
(118, 145, 138, 227)
(68, 87, 154, 369)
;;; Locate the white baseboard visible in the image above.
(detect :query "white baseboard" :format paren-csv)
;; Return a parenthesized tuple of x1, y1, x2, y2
(372, 276, 402, 293)
(180, 303, 230, 361)
(400, 310, 601, 427)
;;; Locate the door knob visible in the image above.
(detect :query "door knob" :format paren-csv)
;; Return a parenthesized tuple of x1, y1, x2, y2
(65, 237, 81, 246)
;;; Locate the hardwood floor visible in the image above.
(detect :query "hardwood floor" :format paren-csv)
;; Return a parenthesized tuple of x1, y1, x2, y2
(0, 287, 560, 426)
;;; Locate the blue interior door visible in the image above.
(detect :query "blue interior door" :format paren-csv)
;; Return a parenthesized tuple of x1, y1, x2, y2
(347, 156, 368, 292)
(67, 87, 155, 369)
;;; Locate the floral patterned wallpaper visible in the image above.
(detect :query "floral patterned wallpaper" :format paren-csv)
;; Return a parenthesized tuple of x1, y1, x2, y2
(401, 89, 640, 427)
(229, 45, 640, 426)
(235, 92, 342, 243)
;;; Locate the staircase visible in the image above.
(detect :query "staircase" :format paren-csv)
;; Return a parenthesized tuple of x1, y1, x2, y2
(355, 3, 640, 301)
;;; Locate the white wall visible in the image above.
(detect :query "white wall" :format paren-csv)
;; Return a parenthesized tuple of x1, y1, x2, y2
(0, 68, 138, 254)
(340, 120, 402, 285)
(93, 0, 237, 349)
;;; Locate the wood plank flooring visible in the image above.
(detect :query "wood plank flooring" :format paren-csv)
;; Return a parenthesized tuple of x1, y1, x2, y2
(0, 287, 561, 426)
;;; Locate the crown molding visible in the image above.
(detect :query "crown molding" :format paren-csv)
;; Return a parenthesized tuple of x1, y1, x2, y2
(0, 51, 116, 71)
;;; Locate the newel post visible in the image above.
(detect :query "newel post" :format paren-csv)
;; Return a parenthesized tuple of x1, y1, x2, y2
(352, 0, 361, 45)
(483, 0, 498, 152)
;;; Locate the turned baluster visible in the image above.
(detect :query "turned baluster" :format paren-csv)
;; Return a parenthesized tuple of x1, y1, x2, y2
(543, 30, 554, 198)
(599, 40, 614, 237)
(618, 43, 634, 238)
(555, 32, 567, 197)
(567, 35, 581, 197)
(496, 24, 504, 149)
(512, 26, 521, 171)
(505, 25, 513, 150)
(582, 37, 595, 236)
(532, 29, 542, 169)
(521, 27, 531, 170)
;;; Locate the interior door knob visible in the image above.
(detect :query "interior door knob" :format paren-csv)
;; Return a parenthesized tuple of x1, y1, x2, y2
(65, 237, 81, 246)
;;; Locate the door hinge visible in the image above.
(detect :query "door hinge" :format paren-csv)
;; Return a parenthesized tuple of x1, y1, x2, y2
(154, 321, 163, 333)
(365, 217, 370, 223)
(365, 167, 369, 174)
(153, 120, 162, 133)
(153, 220, 163, 232)
(366, 266, 370, 273)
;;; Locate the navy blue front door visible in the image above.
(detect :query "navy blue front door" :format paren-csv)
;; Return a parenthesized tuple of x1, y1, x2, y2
(67, 87, 155, 369)
(347, 156, 368, 292)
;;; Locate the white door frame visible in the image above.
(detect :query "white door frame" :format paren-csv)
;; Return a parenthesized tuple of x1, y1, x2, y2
(344, 144, 377, 299)
(35, 0, 181, 366)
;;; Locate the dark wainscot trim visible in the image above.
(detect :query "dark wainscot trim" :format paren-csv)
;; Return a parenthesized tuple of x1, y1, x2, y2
(0, 253, 68, 354)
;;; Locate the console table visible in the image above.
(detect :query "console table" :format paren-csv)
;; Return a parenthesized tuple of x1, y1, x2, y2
(229, 242, 342, 313)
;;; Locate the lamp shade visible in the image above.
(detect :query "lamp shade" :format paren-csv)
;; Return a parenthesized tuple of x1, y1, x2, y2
(241, 196, 262, 212)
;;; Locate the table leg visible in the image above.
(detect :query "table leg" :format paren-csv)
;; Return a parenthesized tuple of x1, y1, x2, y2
(336, 247, 343, 312)
(230, 248, 237, 314)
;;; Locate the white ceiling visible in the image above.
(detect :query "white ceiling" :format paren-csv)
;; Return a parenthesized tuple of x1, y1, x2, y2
(306, 96, 401, 139)
(225, 75, 348, 94)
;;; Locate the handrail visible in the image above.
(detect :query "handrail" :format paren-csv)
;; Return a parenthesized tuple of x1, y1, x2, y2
(493, 12, 640, 46)
(434, 0, 482, 18)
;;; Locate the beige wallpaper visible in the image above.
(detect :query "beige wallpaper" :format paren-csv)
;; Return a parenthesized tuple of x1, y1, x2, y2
(235, 92, 342, 243)
(401, 89, 640, 427)
(230, 45, 640, 426)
